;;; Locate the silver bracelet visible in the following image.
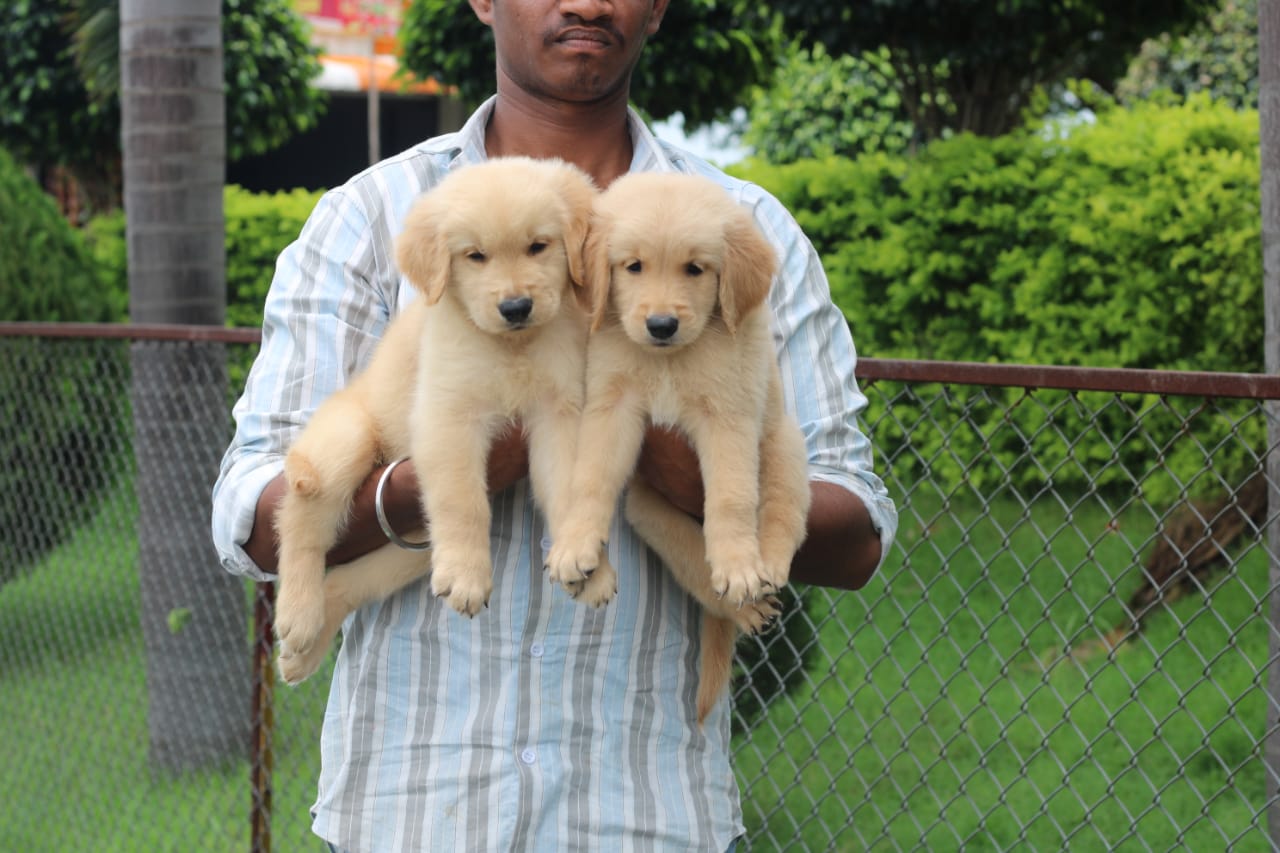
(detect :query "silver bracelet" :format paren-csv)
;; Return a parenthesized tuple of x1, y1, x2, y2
(374, 458, 431, 551)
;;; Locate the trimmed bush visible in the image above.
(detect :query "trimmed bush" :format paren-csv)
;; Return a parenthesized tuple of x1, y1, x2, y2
(734, 97, 1263, 503)
(0, 146, 127, 581)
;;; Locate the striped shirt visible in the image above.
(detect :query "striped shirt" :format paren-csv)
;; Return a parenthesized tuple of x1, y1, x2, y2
(211, 97, 898, 852)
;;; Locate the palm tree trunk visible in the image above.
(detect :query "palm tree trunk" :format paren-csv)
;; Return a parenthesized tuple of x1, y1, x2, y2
(121, 0, 248, 773)
(1260, 0, 1280, 842)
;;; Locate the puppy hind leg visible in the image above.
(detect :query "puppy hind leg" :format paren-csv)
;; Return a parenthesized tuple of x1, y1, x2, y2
(277, 543, 433, 684)
(275, 402, 382, 658)
(624, 480, 780, 635)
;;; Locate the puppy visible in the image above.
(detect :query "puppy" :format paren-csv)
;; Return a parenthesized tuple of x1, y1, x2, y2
(545, 172, 812, 722)
(272, 157, 609, 684)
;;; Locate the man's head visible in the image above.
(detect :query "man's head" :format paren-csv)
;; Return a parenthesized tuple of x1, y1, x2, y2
(468, 0, 670, 107)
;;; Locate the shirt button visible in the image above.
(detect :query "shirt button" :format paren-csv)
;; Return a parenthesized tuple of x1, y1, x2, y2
(520, 748, 537, 765)
(529, 642, 544, 658)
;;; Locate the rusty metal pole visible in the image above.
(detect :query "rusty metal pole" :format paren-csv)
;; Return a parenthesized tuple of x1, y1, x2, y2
(251, 582, 276, 853)
(1261, 0, 1280, 843)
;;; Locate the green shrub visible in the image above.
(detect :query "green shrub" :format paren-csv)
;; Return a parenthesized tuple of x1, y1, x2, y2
(0, 146, 127, 581)
(734, 97, 1262, 504)
(223, 185, 325, 328)
(88, 184, 323, 396)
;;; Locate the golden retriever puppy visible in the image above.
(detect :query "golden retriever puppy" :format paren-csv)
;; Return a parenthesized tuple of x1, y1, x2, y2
(545, 172, 812, 721)
(272, 157, 606, 684)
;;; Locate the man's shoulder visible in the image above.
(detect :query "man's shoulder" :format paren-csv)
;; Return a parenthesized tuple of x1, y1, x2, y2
(324, 134, 466, 226)
(654, 140, 801, 238)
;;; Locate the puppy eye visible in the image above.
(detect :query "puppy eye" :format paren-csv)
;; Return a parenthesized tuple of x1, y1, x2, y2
(466, 250, 486, 263)
(528, 241, 548, 256)
(625, 261, 642, 274)
(685, 263, 704, 277)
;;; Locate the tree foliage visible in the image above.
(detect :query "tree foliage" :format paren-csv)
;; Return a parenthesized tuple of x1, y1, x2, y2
(0, 0, 118, 182)
(742, 43, 917, 164)
(1117, 0, 1257, 109)
(0, 0, 325, 194)
(399, 0, 782, 129)
(768, 0, 1217, 139)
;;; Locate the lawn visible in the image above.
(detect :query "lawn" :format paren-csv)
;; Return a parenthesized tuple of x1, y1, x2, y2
(1, 485, 1271, 851)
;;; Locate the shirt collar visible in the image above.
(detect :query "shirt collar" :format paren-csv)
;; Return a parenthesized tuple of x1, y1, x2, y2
(439, 96, 678, 174)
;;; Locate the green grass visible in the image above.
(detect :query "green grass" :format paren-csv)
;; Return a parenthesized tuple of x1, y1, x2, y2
(2, 487, 1271, 850)
(733, 492, 1273, 851)
(0, 483, 332, 852)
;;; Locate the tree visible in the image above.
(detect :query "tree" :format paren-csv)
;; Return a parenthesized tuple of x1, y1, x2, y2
(769, 0, 1218, 139)
(742, 42, 918, 163)
(0, 0, 324, 211)
(121, 0, 248, 774)
(1118, 0, 1258, 109)
(1259, 0, 1280, 840)
(399, 0, 782, 130)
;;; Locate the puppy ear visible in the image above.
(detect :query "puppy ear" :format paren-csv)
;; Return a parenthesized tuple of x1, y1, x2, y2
(394, 196, 450, 305)
(584, 218, 613, 330)
(558, 166, 597, 291)
(718, 209, 777, 334)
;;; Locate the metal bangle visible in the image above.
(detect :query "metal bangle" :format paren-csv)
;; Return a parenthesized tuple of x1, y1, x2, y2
(374, 458, 431, 551)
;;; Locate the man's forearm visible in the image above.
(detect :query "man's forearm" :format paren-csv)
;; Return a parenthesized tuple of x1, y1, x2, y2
(244, 462, 425, 575)
(244, 425, 532, 575)
(788, 481, 882, 591)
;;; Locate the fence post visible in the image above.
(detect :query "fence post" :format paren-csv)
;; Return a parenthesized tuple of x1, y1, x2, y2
(1261, 0, 1280, 845)
(251, 582, 276, 853)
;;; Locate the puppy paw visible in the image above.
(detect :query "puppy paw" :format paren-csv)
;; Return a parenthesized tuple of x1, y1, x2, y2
(709, 546, 769, 606)
(276, 642, 327, 685)
(545, 533, 605, 588)
(727, 595, 783, 635)
(273, 583, 326, 659)
(568, 557, 617, 608)
(431, 558, 493, 617)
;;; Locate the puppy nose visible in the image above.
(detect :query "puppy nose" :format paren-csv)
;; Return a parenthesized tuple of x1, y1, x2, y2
(645, 315, 679, 340)
(499, 296, 534, 324)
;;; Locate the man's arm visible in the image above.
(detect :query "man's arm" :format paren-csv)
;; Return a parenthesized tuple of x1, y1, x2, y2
(635, 427, 882, 591)
(243, 425, 531, 575)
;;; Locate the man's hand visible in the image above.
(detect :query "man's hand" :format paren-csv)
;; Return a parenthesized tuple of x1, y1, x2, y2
(635, 426, 704, 520)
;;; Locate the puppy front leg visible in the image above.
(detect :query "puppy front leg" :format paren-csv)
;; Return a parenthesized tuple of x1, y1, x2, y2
(527, 403, 618, 607)
(756, 407, 811, 594)
(414, 419, 495, 617)
(690, 417, 768, 605)
(545, 395, 645, 587)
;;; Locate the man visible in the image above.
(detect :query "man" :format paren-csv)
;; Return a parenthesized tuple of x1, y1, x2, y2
(212, 0, 898, 848)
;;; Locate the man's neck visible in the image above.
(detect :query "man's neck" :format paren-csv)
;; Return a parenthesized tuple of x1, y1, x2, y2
(484, 84, 635, 188)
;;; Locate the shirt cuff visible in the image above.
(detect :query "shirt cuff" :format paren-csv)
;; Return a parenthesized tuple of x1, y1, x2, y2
(216, 458, 284, 583)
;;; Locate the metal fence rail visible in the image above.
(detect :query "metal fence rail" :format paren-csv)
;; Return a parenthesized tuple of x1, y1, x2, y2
(2, 324, 1279, 852)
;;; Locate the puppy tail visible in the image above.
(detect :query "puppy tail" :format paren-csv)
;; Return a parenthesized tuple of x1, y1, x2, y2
(697, 614, 739, 726)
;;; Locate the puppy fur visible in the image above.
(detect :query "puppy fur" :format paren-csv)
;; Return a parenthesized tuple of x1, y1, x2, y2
(545, 172, 812, 722)
(272, 157, 607, 684)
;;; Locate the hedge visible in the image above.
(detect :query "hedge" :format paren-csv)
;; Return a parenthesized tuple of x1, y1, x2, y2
(1, 146, 127, 581)
(734, 97, 1263, 504)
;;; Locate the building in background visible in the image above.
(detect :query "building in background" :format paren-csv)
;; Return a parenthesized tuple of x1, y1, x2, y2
(227, 0, 464, 193)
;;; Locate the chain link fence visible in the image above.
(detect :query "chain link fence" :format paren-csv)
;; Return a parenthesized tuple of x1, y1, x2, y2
(3, 325, 1280, 851)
